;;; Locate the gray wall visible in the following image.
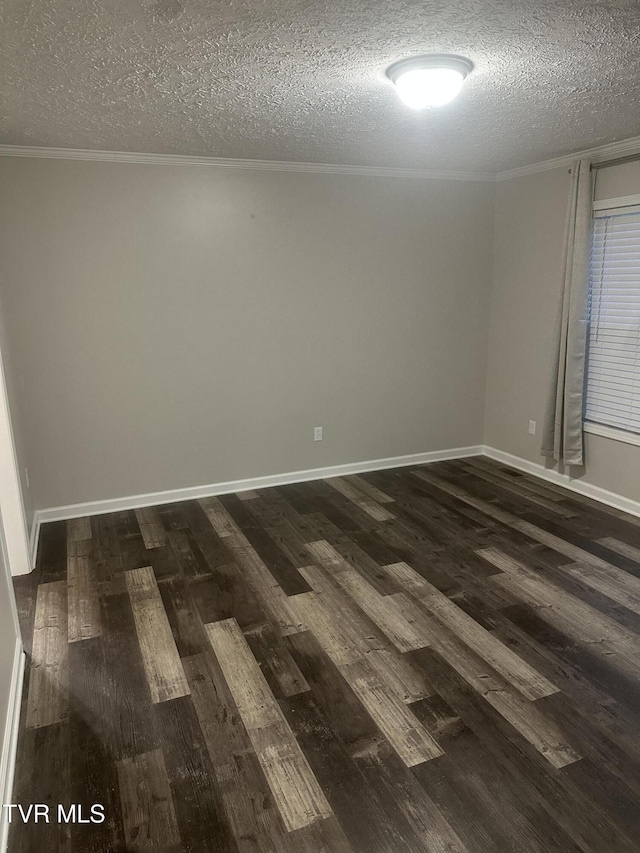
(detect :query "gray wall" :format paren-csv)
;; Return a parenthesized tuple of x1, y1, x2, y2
(0, 158, 495, 512)
(0, 290, 34, 532)
(485, 165, 640, 502)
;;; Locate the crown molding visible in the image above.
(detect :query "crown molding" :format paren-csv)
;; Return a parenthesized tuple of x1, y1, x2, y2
(3, 132, 640, 185)
(496, 133, 640, 181)
(0, 145, 495, 182)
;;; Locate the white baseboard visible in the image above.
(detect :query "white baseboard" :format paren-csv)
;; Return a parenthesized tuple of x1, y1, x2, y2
(0, 639, 25, 853)
(23, 442, 640, 573)
(31, 445, 485, 531)
(482, 445, 640, 519)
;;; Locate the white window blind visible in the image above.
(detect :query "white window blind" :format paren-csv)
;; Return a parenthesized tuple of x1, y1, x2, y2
(586, 208, 640, 435)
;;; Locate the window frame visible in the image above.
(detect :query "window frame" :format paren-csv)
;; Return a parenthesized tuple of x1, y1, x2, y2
(584, 194, 640, 447)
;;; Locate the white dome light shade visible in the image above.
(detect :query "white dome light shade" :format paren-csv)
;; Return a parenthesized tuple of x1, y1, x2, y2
(395, 68, 464, 108)
(386, 55, 473, 109)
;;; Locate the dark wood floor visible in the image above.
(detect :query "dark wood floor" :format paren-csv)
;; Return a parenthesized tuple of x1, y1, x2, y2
(10, 456, 640, 852)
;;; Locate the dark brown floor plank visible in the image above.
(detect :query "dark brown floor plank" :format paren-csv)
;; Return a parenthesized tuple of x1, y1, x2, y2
(154, 695, 239, 853)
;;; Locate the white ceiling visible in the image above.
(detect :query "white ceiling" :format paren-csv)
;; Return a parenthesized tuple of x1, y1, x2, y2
(1, 0, 640, 173)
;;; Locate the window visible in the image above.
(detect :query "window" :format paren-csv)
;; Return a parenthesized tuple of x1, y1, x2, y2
(585, 200, 640, 441)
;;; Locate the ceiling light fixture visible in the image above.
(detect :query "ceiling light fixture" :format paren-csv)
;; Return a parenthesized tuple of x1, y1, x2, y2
(386, 54, 473, 109)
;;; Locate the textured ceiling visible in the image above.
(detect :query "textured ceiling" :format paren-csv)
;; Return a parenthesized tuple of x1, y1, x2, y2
(1, 0, 640, 173)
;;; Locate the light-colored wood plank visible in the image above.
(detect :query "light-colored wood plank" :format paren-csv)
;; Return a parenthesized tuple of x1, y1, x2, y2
(598, 536, 640, 565)
(381, 561, 558, 701)
(478, 548, 640, 677)
(380, 560, 432, 595)
(306, 541, 429, 652)
(251, 721, 334, 833)
(341, 660, 443, 766)
(366, 647, 432, 704)
(67, 516, 92, 542)
(67, 550, 102, 643)
(199, 497, 239, 538)
(200, 497, 305, 634)
(135, 507, 167, 549)
(204, 618, 332, 831)
(414, 618, 580, 769)
(237, 490, 260, 501)
(292, 590, 363, 667)
(347, 475, 395, 504)
(116, 749, 181, 852)
(125, 566, 190, 703)
(559, 560, 640, 615)
(228, 535, 305, 635)
(297, 562, 433, 701)
(185, 651, 290, 853)
(290, 587, 440, 766)
(26, 581, 68, 729)
(325, 477, 395, 522)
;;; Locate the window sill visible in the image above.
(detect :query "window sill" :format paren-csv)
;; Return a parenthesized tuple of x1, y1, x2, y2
(584, 421, 640, 448)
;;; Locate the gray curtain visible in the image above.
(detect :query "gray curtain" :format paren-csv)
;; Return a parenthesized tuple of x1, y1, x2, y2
(541, 158, 594, 467)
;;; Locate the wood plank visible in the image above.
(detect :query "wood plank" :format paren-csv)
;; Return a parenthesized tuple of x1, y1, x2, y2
(183, 652, 290, 853)
(412, 625, 580, 768)
(116, 749, 182, 852)
(284, 631, 462, 851)
(100, 591, 157, 759)
(414, 469, 630, 573)
(381, 560, 558, 701)
(326, 535, 401, 596)
(598, 536, 640, 565)
(67, 543, 102, 643)
(411, 642, 638, 853)
(559, 560, 640, 614)
(67, 516, 93, 542)
(153, 695, 238, 852)
(200, 496, 305, 634)
(199, 496, 239, 538)
(204, 617, 332, 832)
(294, 563, 433, 702)
(228, 534, 306, 635)
(8, 722, 72, 852)
(135, 507, 168, 549)
(67, 636, 123, 851)
(36, 520, 68, 583)
(125, 566, 190, 703)
(346, 475, 395, 504)
(458, 460, 579, 518)
(244, 623, 311, 698)
(26, 580, 68, 729)
(305, 540, 430, 652)
(478, 548, 640, 680)
(279, 691, 422, 853)
(324, 477, 395, 522)
(289, 589, 440, 767)
(341, 660, 443, 767)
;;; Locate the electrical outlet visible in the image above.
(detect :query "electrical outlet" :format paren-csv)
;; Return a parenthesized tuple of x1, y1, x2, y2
(314, 426, 323, 441)
(528, 420, 536, 435)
